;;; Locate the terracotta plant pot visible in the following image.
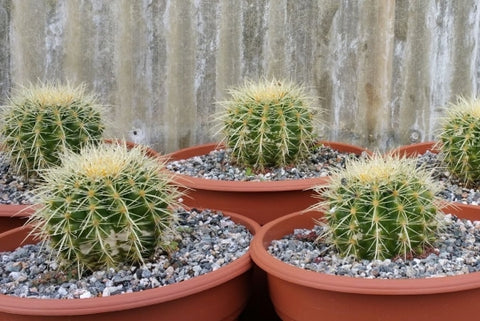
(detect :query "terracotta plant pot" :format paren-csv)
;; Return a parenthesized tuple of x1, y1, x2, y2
(0, 140, 159, 234)
(0, 210, 259, 321)
(390, 141, 441, 157)
(0, 205, 33, 234)
(166, 141, 369, 226)
(390, 141, 480, 217)
(168, 141, 368, 320)
(250, 208, 480, 321)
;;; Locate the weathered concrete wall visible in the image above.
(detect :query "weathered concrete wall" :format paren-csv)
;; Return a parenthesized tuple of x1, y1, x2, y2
(0, 0, 10, 100)
(0, 0, 479, 153)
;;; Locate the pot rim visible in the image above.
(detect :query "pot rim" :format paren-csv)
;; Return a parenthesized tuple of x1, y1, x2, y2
(0, 204, 34, 218)
(388, 141, 440, 157)
(166, 141, 370, 192)
(250, 209, 480, 296)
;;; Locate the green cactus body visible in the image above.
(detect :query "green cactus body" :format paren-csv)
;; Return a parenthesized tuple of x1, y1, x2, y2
(0, 83, 105, 178)
(30, 143, 182, 274)
(439, 97, 480, 185)
(217, 78, 319, 170)
(317, 155, 443, 260)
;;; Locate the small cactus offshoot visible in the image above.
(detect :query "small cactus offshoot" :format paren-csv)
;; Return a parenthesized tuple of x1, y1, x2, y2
(216, 78, 320, 170)
(29, 142, 182, 275)
(314, 154, 444, 261)
(438, 96, 480, 185)
(0, 82, 106, 178)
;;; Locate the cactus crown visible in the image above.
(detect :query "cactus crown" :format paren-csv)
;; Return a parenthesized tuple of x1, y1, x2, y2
(438, 96, 480, 185)
(314, 154, 444, 261)
(29, 142, 182, 275)
(0, 82, 106, 178)
(216, 78, 320, 170)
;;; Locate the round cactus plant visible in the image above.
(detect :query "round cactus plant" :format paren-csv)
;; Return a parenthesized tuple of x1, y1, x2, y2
(0, 82, 106, 178)
(29, 142, 182, 274)
(315, 154, 444, 261)
(438, 96, 480, 185)
(216, 78, 320, 170)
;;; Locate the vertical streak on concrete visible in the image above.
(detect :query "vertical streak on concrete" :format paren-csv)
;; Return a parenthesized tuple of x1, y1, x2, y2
(10, 0, 66, 81)
(113, 1, 146, 144)
(63, 1, 116, 106)
(475, 1, 480, 95)
(215, 0, 242, 106)
(63, 0, 83, 85)
(42, 0, 66, 80)
(241, 0, 267, 79)
(0, 0, 10, 102)
(114, 1, 134, 140)
(140, 0, 168, 151)
(265, 0, 287, 79)
(9, 0, 47, 82)
(396, 1, 433, 144)
(165, 0, 195, 150)
(327, 0, 361, 145)
(356, 0, 395, 150)
(450, 0, 480, 98)
(311, 1, 340, 139)
(427, 1, 454, 132)
(283, 1, 333, 137)
(284, 1, 319, 84)
(193, 0, 219, 143)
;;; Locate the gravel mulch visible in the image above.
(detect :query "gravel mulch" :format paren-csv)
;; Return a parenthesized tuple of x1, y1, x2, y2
(0, 153, 36, 205)
(269, 214, 480, 279)
(166, 145, 368, 182)
(0, 208, 252, 299)
(416, 150, 480, 206)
